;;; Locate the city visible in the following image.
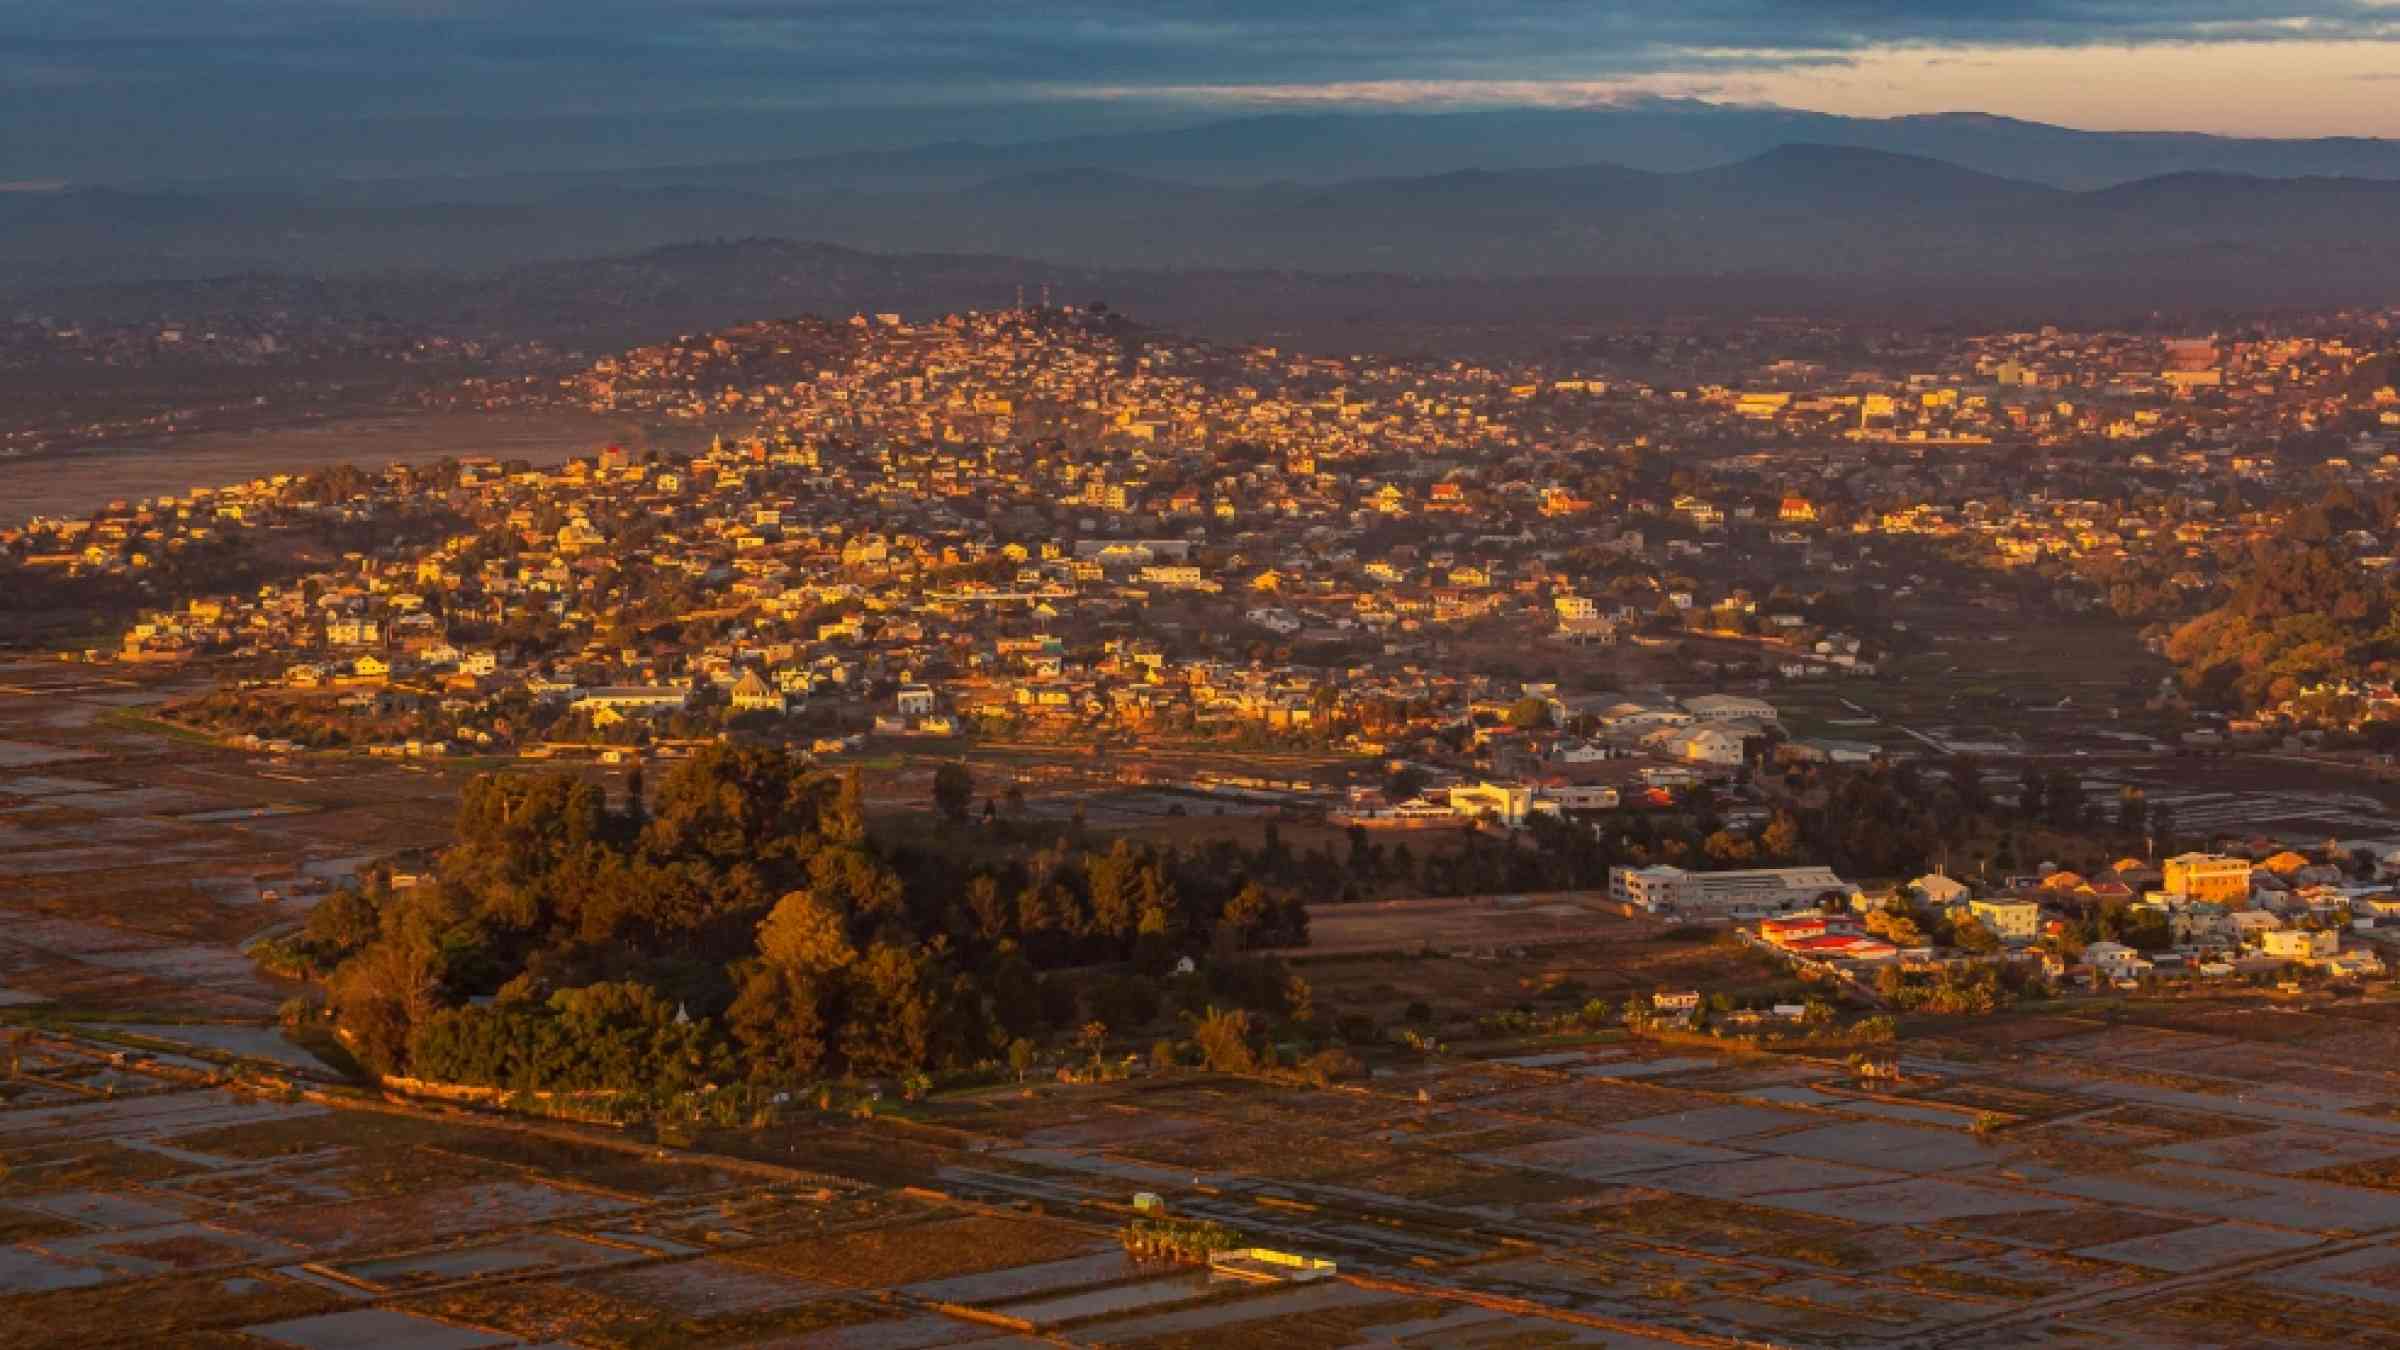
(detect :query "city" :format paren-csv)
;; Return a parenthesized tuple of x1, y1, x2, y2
(11, 5, 2400, 1348)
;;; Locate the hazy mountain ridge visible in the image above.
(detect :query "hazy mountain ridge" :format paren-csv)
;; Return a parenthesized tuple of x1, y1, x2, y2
(86, 102, 2400, 203)
(10, 131, 2400, 306)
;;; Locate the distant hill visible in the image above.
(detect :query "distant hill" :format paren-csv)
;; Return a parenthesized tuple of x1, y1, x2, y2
(12, 234, 2385, 373)
(13, 142, 2400, 298)
(116, 104, 2400, 201)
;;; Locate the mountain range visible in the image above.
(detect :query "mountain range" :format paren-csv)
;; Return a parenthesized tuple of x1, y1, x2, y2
(10, 142, 2400, 300)
(8, 102, 2400, 306)
(101, 103, 2400, 200)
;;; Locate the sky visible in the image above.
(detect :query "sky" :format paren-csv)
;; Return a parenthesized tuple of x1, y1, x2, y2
(7, 1, 2400, 183)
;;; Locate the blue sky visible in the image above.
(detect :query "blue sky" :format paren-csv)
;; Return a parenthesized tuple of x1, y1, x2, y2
(8, 2, 2400, 182)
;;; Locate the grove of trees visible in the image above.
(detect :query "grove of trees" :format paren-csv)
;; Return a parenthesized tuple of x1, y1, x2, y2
(301, 745, 1312, 1099)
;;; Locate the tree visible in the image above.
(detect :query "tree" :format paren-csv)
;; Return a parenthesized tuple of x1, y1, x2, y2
(1189, 1006, 1261, 1074)
(1504, 697, 1553, 730)
(932, 762, 974, 823)
(302, 887, 382, 964)
(964, 874, 1009, 942)
(2016, 766, 2047, 822)
(1760, 811, 1802, 864)
(1864, 908, 1928, 949)
(2114, 786, 2148, 837)
(1952, 916, 2001, 954)
(826, 767, 868, 846)
(1947, 757, 1992, 816)
(726, 963, 830, 1081)
(1086, 840, 1143, 943)
(2044, 767, 2086, 830)
(2149, 803, 2178, 855)
(1220, 882, 1274, 949)
(327, 934, 442, 1075)
(1007, 1036, 1037, 1082)
(757, 890, 856, 976)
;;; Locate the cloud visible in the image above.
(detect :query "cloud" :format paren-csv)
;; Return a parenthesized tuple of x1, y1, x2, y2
(4, 3, 2400, 178)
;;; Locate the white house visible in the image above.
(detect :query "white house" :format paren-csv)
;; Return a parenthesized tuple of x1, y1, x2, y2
(2261, 929, 2339, 961)
(2084, 941, 2153, 982)
(1911, 873, 1972, 908)
(1662, 726, 1747, 766)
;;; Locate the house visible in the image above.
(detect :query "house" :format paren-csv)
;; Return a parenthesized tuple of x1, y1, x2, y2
(2227, 909, 2285, 939)
(2084, 940, 2153, 982)
(895, 684, 937, 716)
(2261, 929, 2339, 961)
(2164, 901, 2232, 946)
(1911, 873, 1972, 908)
(729, 669, 788, 715)
(1661, 726, 1748, 766)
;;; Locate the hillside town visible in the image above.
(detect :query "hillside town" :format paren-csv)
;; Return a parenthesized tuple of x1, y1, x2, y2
(10, 271, 2400, 1350)
(14, 305, 2400, 761)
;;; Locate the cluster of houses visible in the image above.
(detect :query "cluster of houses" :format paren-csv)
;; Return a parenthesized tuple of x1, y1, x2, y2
(1737, 848, 2395, 991)
(16, 302, 2400, 774)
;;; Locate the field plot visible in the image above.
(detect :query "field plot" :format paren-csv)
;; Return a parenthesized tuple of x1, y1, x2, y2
(735, 1213, 1107, 1288)
(0, 668, 506, 1018)
(315, 1232, 627, 1294)
(247, 1305, 517, 1349)
(1289, 892, 1642, 956)
(2074, 1220, 2322, 1273)
(2085, 1278, 2400, 1348)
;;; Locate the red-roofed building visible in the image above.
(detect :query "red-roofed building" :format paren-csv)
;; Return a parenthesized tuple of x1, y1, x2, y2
(1786, 932, 1898, 960)
(1760, 914, 1862, 948)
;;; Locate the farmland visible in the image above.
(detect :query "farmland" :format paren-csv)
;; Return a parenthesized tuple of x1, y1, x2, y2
(16, 866, 2400, 1349)
(18, 667, 2400, 1344)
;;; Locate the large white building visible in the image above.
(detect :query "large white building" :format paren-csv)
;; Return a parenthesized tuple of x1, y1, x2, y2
(1610, 864, 1856, 917)
(570, 685, 692, 716)
(1682, 694, 1778, 723)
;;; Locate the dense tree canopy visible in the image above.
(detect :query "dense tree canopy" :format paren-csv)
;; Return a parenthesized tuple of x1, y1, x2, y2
(311, 745, 1311, 1095)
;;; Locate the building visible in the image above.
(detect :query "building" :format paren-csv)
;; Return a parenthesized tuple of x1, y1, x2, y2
(2084, 940, 2154, 982)
(1682, 694, 1777, 724)
(1540, 784, 1619, 811)
(729, 669, 788, 715)
(1911, 873, 1972, 908)
(1610, 864, 1856, 917)
(2261, 928, 2340, 961)
(1660, 726, 1748, 766)
(1450, 781, 1540, 828)
(570, 686, 692, 716)
(895, 684, 937, 716)
(1760, 913, 1862, 946)
(2163, 852, 2254, 904)
(1969, 896, 2043, 943)
(1784, 931, 1899, 961)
